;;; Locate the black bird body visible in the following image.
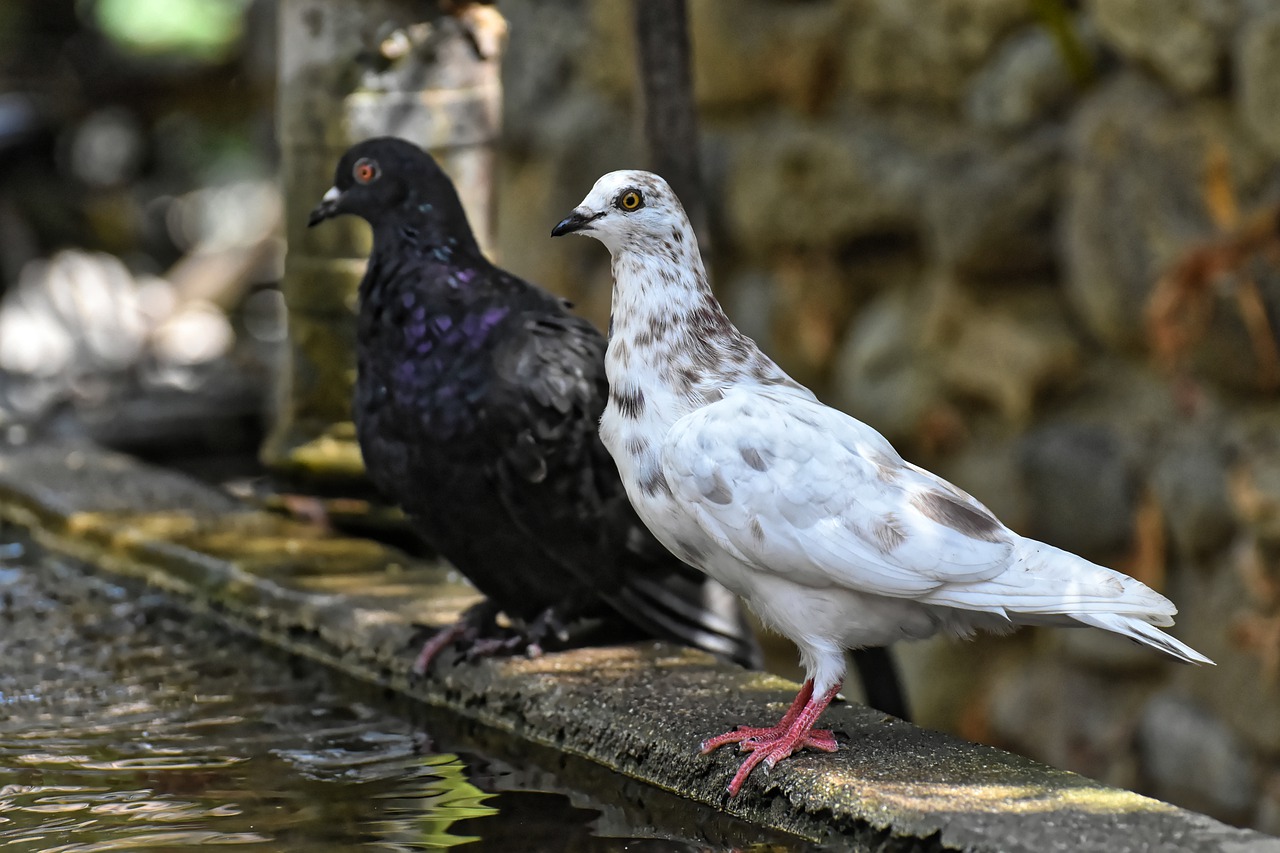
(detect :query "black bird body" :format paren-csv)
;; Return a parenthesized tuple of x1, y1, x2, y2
(356, 247, 626, 620)
(311, 137, 762, 667)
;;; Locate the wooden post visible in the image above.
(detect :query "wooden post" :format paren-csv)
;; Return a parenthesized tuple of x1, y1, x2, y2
(633, 0, 709, 247)
(264, 0, 505, 486)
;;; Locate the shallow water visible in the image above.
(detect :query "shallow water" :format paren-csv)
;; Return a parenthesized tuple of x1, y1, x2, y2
(0, 534, 809, 852)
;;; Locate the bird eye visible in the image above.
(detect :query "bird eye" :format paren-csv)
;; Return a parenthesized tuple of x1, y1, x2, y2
(618, 190, 643, 211)
(353, 158, 380, 184)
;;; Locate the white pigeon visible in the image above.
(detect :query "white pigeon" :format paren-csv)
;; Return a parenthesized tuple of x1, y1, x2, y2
(551, 171, 1213, 797)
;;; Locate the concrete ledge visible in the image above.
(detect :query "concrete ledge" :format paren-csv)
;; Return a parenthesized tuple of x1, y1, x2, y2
(0, 441, 1273, 852)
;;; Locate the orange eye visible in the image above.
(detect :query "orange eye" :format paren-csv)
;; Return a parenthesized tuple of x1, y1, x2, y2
(353, 158, 380, 184)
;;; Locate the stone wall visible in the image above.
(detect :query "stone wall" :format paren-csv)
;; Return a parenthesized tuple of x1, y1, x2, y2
(490, 0, 1280, 832)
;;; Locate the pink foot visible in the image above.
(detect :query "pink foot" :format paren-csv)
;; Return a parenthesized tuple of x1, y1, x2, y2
(411, 602, 559, 676)
(700, 679, 842, 796)
(412, 621, 468, 676)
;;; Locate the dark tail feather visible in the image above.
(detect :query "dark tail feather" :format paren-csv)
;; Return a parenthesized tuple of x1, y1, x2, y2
(852, 646, 910, 721)
(616, 568, 763, 670)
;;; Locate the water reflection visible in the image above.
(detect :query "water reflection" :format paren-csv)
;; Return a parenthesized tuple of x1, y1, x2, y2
(0, 538, 807, 852)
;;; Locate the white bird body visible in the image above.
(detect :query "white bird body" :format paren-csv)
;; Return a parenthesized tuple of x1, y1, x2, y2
(553, 169, 1211, 795)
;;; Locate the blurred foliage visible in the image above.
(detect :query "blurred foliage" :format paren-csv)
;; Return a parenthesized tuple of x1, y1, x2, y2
(84, 0, 255, 61)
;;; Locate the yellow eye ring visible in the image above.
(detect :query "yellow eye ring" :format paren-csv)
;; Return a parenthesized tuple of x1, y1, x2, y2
(619, 190, 642, 211)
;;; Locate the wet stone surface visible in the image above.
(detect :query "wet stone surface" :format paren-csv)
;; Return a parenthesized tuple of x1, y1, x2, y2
(0, 532, 806, 852)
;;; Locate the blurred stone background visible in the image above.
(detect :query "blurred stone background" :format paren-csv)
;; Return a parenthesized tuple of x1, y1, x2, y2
(1, 0, 1279, 834)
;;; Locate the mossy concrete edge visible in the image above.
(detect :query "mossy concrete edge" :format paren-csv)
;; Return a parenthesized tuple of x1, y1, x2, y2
(0, 442, 1273, 853)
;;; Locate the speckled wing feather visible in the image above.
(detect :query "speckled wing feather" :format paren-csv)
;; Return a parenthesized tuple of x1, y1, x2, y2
(661, 385, 1022, 598)
(661, 384, 1193, 625)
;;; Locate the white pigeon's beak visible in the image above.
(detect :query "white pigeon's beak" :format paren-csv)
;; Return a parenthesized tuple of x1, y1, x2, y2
(308, 186, 344, 227)
(551, 208, 603, 237)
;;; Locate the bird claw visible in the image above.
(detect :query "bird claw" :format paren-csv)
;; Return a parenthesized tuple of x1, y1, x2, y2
(463, 633, 526, 661)
(418, 604, 564, 670)
(411, 621, 469, 677)
(746, 729, 838, 754)
(409, 600, 507, 676)
(706, 723, 841, 795)
(702, 680, 843, 796)
(725, 732, 837, 796)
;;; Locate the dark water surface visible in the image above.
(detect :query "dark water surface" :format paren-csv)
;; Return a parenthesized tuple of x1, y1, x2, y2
(0, 533, 809, 852)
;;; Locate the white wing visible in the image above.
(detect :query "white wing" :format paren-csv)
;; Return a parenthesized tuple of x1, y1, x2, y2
(660, 387, 1016, 599)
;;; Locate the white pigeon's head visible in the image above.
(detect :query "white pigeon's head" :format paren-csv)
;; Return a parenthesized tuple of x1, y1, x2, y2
(551, 170, 691, 254)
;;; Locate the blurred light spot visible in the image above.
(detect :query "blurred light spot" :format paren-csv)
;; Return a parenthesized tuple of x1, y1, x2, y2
(166, 181, 281, 252)
(242, 289, 286, 343)
(0, 251, 145, 376)
(134, 276, 178, 327)
(69, 109, 143, 188)
(153, 302, 234, 365)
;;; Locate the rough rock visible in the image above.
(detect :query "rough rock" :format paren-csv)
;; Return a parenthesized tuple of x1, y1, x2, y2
(1257, 769, 1280, 837)
(934, 287, 1082, 424)
(1237, 8, 1280, 158)
(844, 0, 1032, 105)
(1183, 265, 1280, 395)
(761, 250, 865, 388)
(581, 1, 635, 101)
(1016, 421, 1138, 561)
(498, 0, 593, 146)
(986, 658, 1152, 789)
(1138, 691, 1259, 822)
(965, 22, 1091, 132)
(1227, 408, 1280, 541)
(924, 128, 1062, 278)
(829, 285, 946, 446)
(587, 0, 848, 114)
(1178, 551, 1280, 754)
(1061, 73, 1276, 350)
(1088, 0, 1238, 95)
(688, 0, 848, 113)
(720, 269, 777, 354)
(1150, 426, 1236, 560)
(723, 111, 932, 251)
(895, 633, 1019, 737)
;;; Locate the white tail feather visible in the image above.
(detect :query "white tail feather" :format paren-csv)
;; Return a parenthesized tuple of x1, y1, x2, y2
(928, 538, 1213, 664)
(1072, 612, 1215, 665)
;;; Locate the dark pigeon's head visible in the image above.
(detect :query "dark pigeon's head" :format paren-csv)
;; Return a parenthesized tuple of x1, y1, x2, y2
(308, 137, 467, 231)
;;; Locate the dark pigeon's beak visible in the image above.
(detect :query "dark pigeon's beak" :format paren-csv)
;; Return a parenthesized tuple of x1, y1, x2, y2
(551, 208, 599, 237)
(308, 186, 343, 227)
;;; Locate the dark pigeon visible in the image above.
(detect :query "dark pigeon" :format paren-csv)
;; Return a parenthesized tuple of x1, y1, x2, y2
(308, 137, 762, 671)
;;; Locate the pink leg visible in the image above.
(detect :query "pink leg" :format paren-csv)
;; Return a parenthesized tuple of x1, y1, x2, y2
(700, 679, 842, 797)
(700, 680, 833, 753)
(412, 621, 468, 676)
(411, 602, 557, 676)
